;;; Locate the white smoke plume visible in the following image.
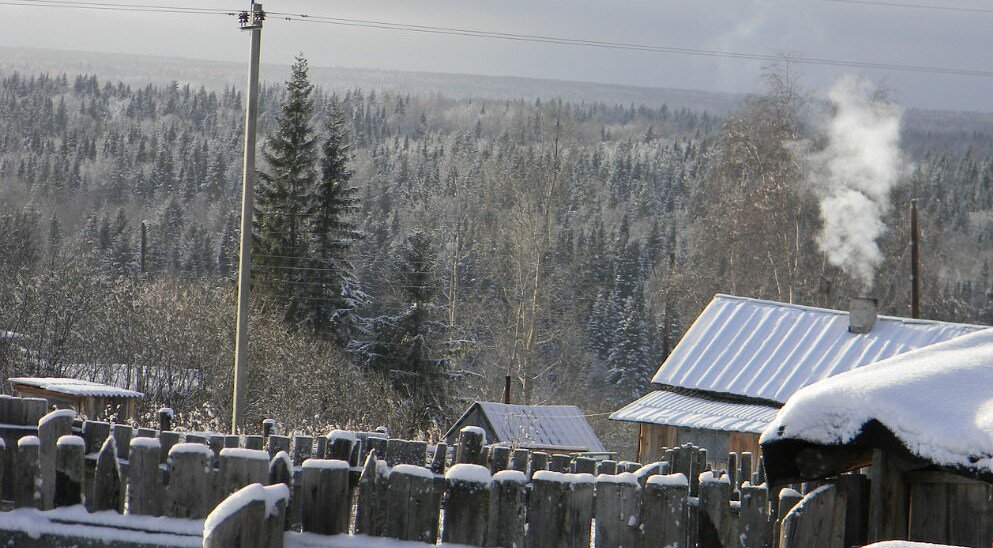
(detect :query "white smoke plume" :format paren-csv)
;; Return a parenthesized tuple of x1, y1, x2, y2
(811, 75, 905, 290)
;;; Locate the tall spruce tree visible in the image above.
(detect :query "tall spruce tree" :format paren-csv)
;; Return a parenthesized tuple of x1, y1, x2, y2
(352, 232, 451, 434)
(255, 55, 318, 325)
(299, 98, 365, 342)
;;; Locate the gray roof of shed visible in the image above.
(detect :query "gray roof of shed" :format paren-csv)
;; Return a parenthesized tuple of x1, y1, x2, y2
(10, 377, 144, 398)
(651, 294, 983, 404)
(448, 401, 606, 452)
(610, 389, 779, 434)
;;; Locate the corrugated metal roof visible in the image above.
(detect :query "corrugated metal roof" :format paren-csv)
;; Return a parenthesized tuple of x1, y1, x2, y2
(652, 294, 984, 404)
(610, 390, 779, 434)
(453, 402, 606, 452)
(10, 377, 144, 398)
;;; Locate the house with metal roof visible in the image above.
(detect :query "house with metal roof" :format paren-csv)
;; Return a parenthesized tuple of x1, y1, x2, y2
(445, 401, 606, 454)
(610, 294, 984, 467)
(9, 377, 144, 421)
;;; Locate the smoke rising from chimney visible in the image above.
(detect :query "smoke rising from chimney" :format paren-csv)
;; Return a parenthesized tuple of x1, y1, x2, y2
(810, 76, 905, 290)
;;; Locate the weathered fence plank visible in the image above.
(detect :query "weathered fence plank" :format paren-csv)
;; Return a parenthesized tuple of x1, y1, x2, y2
(455, 427, 486, 465)
(641, 473, 689, 548)
(299, 459, 350, 535)
(126, 437, 161, 515)
(779, 485, 845, 548)
(355, 451, 388, 536)
(166, 442, 213, 518)
(203, 483, 289, 548)
(487, 470, 527, 548)
(385, 464, 438, 543)
(443, 463, 490, 545)
(698, 472, 733, 548)
(219, 448, 270, 498)
(38, 409, 74, 510)
(595, 472, 640, 548)
(14, 436, 40, 509)
(739, 483, 771, 548)
(526, 470, 569, 547)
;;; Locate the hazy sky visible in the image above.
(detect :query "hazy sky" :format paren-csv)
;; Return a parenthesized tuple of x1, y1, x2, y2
(1, 0, 990, 111)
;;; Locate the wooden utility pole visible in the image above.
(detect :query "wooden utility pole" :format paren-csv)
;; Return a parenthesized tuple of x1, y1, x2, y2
(139, 221, 146, 274)
(232, 2, 264, 433)
(910, 199, 920, 319)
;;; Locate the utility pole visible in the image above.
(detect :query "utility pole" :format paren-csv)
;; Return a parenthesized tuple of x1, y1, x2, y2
(910, 199, 920, 319)
(232, 2, 264, 433)
(139, 221, 146, 274)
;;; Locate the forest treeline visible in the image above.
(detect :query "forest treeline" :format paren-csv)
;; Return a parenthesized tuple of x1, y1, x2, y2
(0, 63, 991, 446)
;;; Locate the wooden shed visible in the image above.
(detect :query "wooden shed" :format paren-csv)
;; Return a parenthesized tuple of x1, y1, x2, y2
(9, 377, 143, 421)
(611, 294, 983, 469)
(444, 401, 606, 454)
(762, 329, 993, 547)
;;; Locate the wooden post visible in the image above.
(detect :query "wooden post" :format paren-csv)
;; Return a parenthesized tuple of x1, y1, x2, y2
(456, 427, 486, 465)
(166, 443, 214, 518)
(54, 435, 84, 508)
(595, 472, 641, 548)
(641, 474, 688, 548)
(526, 470, 569, 547)
(739, 483, 771, 548)
(443, 463, 490, 545)
(159, 431, 182, 465)
(327, 431, 357, 462)
(773, 488, 803, 548)
(511, 449, 529, 473)
(386, 438, 427, 467)
(779, 485, 845, 548)
(575, 456, 597, 475)
(91, 435, 122, 513)
(262, 419, 275, 440)
(127, 437, 162, 515)
(158, 408, 173, 432)
(220, 448, 270, 498)
(355, 451, 388, 536)
(38, 409, 74, 510)
(551, 453, 572, 473)
(487, 470, 528, 548)
(268, 435, 290, 459)
(268, 451, 293, 531)
(209, 434, 226, 464)
(300, 459, 350, 535)
(564, 473, 595, 547)
(244, 435, 264, 451)
(598, 459, 618, 475)
(203, 483, 288, 548)
(868, 449, 912, 542)
(430, 442, 449, 475)
(15, 436, 41, 509)
(224, 435, 241, 449)
(386, 464, 439, 543)
(366, 436, 388, 463)
(529, 451, 549, 479)
(83, 420, 111, 455)
(698, 473, 733, 548)
(836, 473, 870, 547)
(186, 433, 208, 446)
(291, 435, 313, 466)
(113, 424, 133, 460)
(490, 445, 511, 473)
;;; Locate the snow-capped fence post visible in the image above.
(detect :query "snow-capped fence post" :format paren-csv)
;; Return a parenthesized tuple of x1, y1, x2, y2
(526, 470, 569, 546)
(490, 445, 510, 473)
(136, 427, 156, 438)
(640, 473, 688, 548)
(443, 463, 490, 546)
(595, 472, 641, 547)
(82, 420, 110, 454)
(327, 431, 356, 462)
(698, 471, 734, 548)
(225, 435, 240, 449)
(385, 464, 438, 542)
(291, 435, 313, 465)
(738, 483, 771, 548)
(208, 434, 225, 463)
(365, 436, 388, 462)
(220, 448, 270, 499)
(529, 451, 549, 478)
(456, 426, 485, 465)
(126, 437, 161, 515)
(203, 483, 289, 548)
(551, 453, 571, 473)
(779, 485, 845, 548)
(430, 442, 448, 475)
(598, 459, 618, 475)
(739, 452, 753, 489)
(355, 451, 387, 536)
(313, 436, 326, 459)
(165, 442, 214, 518)
(268, 435, 290, 459)
(575, 456, 597, 475)
(91, 435, 122, 512)
(245, 435, 264, 451)
(564, 473, 595, 546)
(55, 435, 84, 507)
(487, 470, 527, 547)
(14, 436, 40, 508)
(772, 488, 803, 548)
(299, 459, 351, 535)
(185, 433, 207, 446)
(21, 397, 47, 426)
(37, 408, 74, 509)
(727, 452, 739, 494)
(268, 451, 293, 531)
(158, 407, 172, 432)
(262, 419, 275, 440)
(511, 448, 529, 473)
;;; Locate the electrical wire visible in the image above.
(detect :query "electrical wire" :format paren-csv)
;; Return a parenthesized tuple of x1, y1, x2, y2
(2, 0, 990, 78)
(802, 0, 993, 14)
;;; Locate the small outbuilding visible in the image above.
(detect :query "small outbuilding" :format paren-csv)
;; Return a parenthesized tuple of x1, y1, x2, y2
(610, 294, 983, 468)
(445, 401, 606, 454)
(761, 328, 993, 546)
(9, 377, 144, 421)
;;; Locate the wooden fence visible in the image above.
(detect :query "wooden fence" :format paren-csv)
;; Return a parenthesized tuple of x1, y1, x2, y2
(0, 404, 881, 547)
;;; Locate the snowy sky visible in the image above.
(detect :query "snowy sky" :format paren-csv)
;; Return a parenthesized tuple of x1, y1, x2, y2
(0, 0, 990, 111)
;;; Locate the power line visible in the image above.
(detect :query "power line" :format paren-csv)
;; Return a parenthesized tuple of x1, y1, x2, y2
(0, 0, 234, 15)
(801, 0, 993, 15)
(267, 12, 993, 78)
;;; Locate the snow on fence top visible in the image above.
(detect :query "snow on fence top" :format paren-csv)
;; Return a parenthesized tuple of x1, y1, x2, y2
(9, 377, 143, 399)
(761, 328, 993, 473)
(651, 294, 982, 404)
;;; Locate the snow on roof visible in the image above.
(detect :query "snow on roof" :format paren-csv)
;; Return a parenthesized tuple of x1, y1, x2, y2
(610, 390, 779, 434)
(9, 377, 143, 399)
(761, 328, 993, 473)
(652, 294, 982, 404)
(59, 363, 198, 397)
(446, 401, 606, 452)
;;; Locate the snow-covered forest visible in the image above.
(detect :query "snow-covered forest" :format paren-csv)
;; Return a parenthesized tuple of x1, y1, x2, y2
(1, 59, 992, 450)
